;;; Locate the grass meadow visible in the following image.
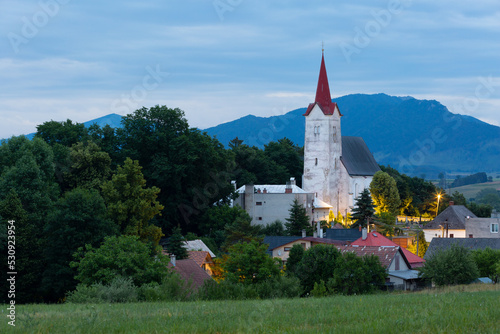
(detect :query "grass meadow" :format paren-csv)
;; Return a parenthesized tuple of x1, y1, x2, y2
(2, 284, 499, 334)
(447, 180, 500, 200)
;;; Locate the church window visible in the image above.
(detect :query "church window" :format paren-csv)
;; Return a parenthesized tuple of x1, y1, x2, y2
(315, 158, 318, 166)
(332, 126, 337, 142)
(334, 158, 337, 169)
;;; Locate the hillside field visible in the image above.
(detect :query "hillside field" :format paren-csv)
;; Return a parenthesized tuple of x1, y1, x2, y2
(448, 180, 500, 200)
(2, 284, 499, 334)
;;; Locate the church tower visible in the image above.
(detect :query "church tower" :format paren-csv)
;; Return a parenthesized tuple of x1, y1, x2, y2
(302, 52, 343, 209)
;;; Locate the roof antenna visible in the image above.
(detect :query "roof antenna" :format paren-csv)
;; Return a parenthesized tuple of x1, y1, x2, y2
(322, 41, 324, 53)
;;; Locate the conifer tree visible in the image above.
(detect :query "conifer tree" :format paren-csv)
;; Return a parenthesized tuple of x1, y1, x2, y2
(351, 189, 375, 229)
(166, 227, 188, 260)
(285, 199, 312, 236)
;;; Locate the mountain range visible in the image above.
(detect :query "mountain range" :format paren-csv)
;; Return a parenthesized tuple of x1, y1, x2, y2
(21, 93, 500, 178)
(203, 94, 500, 178)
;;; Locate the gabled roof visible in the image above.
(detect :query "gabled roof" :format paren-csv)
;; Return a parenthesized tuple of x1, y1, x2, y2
(424, 205, 477, 230)
(188, 251, 212, 267)
(341, 136, 381, 176)
(351, 231, 425, 268)
(168, 259, 212, 291)
(303, 53, 343, 117)
(424, 238, 500, 260)
(184, 240, 216, 258)
(337, 245, 410, 269)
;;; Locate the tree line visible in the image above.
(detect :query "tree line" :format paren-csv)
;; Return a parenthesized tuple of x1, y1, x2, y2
(0, 105, 494, 303)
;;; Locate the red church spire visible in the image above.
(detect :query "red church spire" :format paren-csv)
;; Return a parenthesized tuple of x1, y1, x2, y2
(304, 50, 341, 116)
(315, 51, 332, 110)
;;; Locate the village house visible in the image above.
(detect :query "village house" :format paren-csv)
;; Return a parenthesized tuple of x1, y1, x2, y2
(423, 203, 476, 241)
(465, 210, 500, 238)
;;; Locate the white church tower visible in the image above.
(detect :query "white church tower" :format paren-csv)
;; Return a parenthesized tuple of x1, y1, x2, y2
(302, 51, 345, 210)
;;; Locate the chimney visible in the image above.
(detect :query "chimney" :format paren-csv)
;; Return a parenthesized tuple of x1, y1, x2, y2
(302, 229, 306, 238)
(362, 228, 367, 240)
(257, 188, 261, 194)
(317, 221, 321, 238)
(313, 231, 318, 238)
(285, 181, 292, 193)
(449, 201, 454, 206)
(263, 188, 267, 194)
(231, 180, 237, 190)
(290, 177, 296, 186)
(170, 254, 176, 267)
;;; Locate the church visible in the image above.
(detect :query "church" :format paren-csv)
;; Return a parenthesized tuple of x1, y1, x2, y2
(302, 52, 380, 217)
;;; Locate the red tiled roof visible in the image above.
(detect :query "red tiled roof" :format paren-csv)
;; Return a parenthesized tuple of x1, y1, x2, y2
(168, 259, 212, 291)
(302, 237, 346, 246)
(351, 232, 425, 268)
(336, 245, 410, 269)
(188, 251, 212, 267)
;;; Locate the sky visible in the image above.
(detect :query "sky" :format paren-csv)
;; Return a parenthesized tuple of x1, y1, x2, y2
(1, 0, 500, 138)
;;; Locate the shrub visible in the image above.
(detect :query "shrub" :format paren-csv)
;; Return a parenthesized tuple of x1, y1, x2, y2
(419, 244, 480, 286)
(310, 280, 327, 297)
(66, 277, 139, 303)
(295, 244, 341, 293)
(471, 247, 500, 282)
(138, 273, 192, 302)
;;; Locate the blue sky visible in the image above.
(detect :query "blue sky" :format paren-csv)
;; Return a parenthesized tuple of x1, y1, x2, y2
(1, 0, 500, 138)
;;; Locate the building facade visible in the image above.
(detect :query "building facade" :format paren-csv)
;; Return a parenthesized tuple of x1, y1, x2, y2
(302, 52, 380, 215)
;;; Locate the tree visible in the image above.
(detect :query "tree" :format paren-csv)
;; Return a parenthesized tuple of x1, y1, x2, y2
(199, 205, 250, 250)
(370, 171, 401, 215)
(222, 240, 281, 284)
(407, 231, 428, 259)
(374, 212, 398, 237)
(419, 244, 479, 286)
(264, 138, 304, 187)
(71, 235, 170, 286)
(471, 248, 500, 282)
(116, 106, 235, 233)
(351, 188, 375, 229)
(260, 220, 286, 236)
(64, 141, 112, 190)
(467, 202, 493, 218)
(285, 199, 312, 236)
(475, 188, 500, 211)
(35, 119, 89, 147)
(101, 158, 164, 244)
(0, 190, 30, 303)
(166, 227, 188, 260)
(286, 244, 304, 276)
(223, 210, 262, 251)
(328, 252, 386, 295)
(41, 188, 118, 301)
(0, 137, 59, 302)
(295, 244, 342, 293)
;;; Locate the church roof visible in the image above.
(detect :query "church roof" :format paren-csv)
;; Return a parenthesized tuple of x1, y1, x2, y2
(341, 136, 381, 176)
(303, 52, 342, 117)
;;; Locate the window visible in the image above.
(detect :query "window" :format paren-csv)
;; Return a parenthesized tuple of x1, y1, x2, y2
(492, 223, 499, 233)
(258, 217, 262, 221)
(469, 234, 473, 238)
(315, 158, 318, 166)
(332, 126, 337, 142)
(449, 234, 454, 238)
(284, 247, 292, 252)
(301, 243, 306, 249)
(256, 202, 262, 206)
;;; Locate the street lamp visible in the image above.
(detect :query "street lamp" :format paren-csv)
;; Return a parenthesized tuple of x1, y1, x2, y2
(435, 193, 441, 217)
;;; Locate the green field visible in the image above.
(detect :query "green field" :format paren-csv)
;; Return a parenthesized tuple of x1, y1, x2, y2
(2, 284, 499, 333)
(448, 180, 500, 200)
